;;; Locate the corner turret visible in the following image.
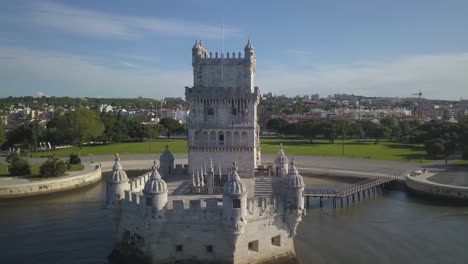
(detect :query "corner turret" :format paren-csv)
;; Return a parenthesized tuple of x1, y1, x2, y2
(223, 162, 248, 248)
(107, 154, 129, 206)
(283, 158, 305, 236)
(159, 145, 175, 178)
(143, 161, 168, 211)
(274, 143, 289, 179)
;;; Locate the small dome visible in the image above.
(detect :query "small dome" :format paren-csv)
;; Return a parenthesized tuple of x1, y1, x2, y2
(223, 162, 247, 195)
(193, 40, 201, 49)
(274, 144, 288, 165)
(244, 39, 254, 50)
(284, 159, 304, 187)
(108, 154, 128, 183)
(144, 161, 168, 194)
(160, 145, 174, 162)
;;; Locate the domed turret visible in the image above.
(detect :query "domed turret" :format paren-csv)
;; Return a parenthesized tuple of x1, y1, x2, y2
(223, 162, 247, 195)
(284, 158, 304, 188)
(244, 39, 255, 62)
(274, 144, 289, 178)
(244, 39, 254, 50)
(143, 161, 168, 210)
(159, 145, 175, 178)
(106, 154, 129, 206)
(223, 162, 248, 248)
(283, 158, 305, 236)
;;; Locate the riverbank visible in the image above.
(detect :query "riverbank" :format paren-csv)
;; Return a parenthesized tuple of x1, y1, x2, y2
(405, 169, 468, 200)
(0, 163, 102, 198)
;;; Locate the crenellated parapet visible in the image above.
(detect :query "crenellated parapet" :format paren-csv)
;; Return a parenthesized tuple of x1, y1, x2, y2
(185, 86, 260, 100)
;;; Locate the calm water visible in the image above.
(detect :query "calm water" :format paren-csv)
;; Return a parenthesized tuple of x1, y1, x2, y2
(1, 178, 468, 264)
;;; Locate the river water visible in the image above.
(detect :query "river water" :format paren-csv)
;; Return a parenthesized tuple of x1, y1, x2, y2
(1, 177, 467, 264)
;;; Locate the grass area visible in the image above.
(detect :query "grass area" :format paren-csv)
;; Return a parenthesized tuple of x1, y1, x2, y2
(262, 138, 430, 162)
(30, 139, 188, 158)
(451, 160, 468, 168)
(0, 163, 84, 177)
(26, 138, 431, 163)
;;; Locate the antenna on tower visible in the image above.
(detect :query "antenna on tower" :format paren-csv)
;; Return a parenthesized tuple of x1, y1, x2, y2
(221, 18, 224, 82)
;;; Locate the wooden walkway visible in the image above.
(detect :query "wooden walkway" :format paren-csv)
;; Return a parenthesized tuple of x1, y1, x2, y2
(304, 176, 403, 208)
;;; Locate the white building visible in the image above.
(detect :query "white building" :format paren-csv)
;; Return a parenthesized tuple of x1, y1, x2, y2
(106, 40, 305, 264)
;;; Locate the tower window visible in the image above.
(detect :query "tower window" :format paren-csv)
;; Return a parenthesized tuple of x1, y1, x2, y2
(176, 245, 183, 252)
(219, 134, 224, 146)
(232, 199, 241, 208)
(146, 197, 152, 206)
(248, 240, 259, 252)
(271, 235, 281, 246)
(206, 245, 213, 253)
(207, 108, 214, 115)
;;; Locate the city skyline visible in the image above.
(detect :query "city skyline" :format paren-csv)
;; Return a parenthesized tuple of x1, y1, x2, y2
(1, 0, 467, 100)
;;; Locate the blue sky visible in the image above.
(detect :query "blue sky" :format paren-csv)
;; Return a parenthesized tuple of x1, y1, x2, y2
(0, 0, 467, 100)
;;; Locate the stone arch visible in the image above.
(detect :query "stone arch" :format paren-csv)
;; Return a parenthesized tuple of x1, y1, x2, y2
(194, 131, 201, 145)
(241, 131, 248, 146)
(226, 131, 232, 147)
(233, 131, 240, 146)
(218, 131, 224, 146)
(202, 131, 209, 146)
(210, 131, 216, 146)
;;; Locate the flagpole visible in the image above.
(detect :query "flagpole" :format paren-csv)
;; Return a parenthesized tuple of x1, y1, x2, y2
(221, 19, 224, 82)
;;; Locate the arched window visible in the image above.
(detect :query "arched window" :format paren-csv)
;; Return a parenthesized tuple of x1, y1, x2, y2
(207, 108, 214, 115)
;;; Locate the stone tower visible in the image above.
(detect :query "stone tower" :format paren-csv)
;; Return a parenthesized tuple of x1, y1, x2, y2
(185, 40, 261, 177)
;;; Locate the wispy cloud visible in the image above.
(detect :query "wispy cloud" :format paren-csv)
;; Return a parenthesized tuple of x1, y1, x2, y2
(258, 53, 468, 100)
(27, 1, 240, 39)
(0, 46, 191, 97)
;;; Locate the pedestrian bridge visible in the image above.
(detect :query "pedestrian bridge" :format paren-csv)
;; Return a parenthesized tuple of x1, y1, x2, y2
(304, 176, 404, 208)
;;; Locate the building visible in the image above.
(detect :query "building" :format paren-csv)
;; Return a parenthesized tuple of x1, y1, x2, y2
(185, 39, 261, 177)
(106, 40, 306, 264)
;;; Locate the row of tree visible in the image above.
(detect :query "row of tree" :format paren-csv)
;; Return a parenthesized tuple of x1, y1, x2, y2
(267, 116, 468, 158)
(3, 108, 186, 150)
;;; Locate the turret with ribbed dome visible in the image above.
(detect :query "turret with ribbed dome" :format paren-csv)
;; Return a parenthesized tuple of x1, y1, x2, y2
(143, 161, 168, 211)
(223, 162, 247, 195)
(106, 154, 129, 206)
(275, 143, 289, 178)
(283, 158, 305, 236)
(159, 144, 175, 178)
(284, 158, 305, 188)
(223, 162, 248, 248)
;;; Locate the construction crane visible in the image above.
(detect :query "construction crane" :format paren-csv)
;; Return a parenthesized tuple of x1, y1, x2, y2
(412, 89, 423, 122)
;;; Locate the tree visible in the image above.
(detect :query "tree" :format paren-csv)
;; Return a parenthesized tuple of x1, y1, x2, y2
(424, 138, 446, 157)
(6, 153, 31, 176)
(0, 123, 5, 147)
(56, 107, 104, 148)
(159, 118, 183, 139)
(40, 156, 66, 178)
(266, 118, 288, 132)
(6, 122, 45, 150)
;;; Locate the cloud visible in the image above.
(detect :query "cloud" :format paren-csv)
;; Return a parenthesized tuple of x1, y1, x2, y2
(258, 52, 468, 100)
(27, 1, 240, 39)
(0, 46, 191, 98)
(35, 91, 46, 97)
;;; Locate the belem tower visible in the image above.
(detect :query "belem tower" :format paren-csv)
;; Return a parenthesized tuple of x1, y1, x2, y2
(106, 40, 306, 264)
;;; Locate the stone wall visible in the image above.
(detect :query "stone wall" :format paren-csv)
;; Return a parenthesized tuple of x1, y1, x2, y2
(0, 164, 102, 198)
(406, 175, 468, 199)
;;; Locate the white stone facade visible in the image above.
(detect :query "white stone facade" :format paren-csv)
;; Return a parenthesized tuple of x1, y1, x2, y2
(186, 40, 261, 178)
(106, 40, 305, 264)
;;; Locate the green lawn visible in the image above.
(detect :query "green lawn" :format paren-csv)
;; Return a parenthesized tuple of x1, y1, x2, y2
(31, 139, 188, 158)
(27, 138, 431, 163)
(262, 138, 429, 162)
(451, 159, 468, 168)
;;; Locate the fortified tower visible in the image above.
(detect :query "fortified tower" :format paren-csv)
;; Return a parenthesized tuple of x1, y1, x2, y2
(185, 40, 261, 178)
